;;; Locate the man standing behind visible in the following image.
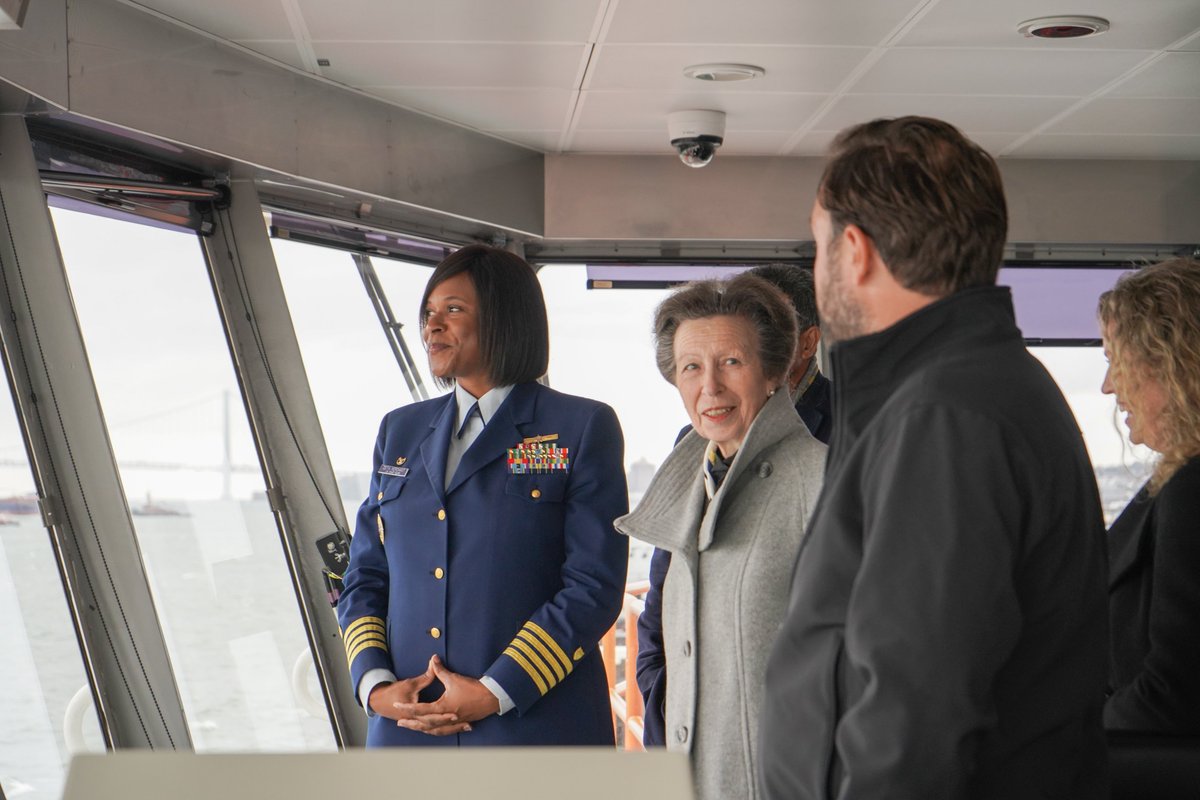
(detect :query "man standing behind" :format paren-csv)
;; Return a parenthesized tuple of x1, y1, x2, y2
(759, 117, 1107, 799)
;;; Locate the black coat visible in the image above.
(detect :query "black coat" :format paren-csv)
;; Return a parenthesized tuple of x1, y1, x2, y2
(636, 376, 832, 747)
(1107, 456, 1200, 733)
(760, 286, 1109, 800)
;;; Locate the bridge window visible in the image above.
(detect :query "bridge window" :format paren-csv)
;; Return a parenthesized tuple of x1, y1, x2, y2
(273, 238, 438, 518)
(537, 264, 677, 583)
(0, 387, 104, 798)
(1032, 347, 1151, 524)
(48, 207, 335, 752)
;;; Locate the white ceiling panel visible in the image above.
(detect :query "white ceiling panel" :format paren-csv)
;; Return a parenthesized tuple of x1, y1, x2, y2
(122, 0, 1200, 158)
(235, 40, 308, 71)
(1106, 52, 1200, 98)
(1049, 98, 1200, 136)
(1178, 29, 1200, 50)
(1012, 134, 1200, 159)
(315, 43, 584, 89)
(487, 131, 565, 151)
(792, 129, 1020, 157)
(568, 128, 795, 155)
(899, 0, 1200, 50)
(295, 0, 602, 43)
(575, 91, 828, 132)
(792, 130, 839, 157)
(605, 0, 926, 45)
(369, 87, 575, 131)
(587, 44, 872, 93)
(815, 94, 1073, 134)
(854, 48, 1151, 97)
(128, 0, 294, 40)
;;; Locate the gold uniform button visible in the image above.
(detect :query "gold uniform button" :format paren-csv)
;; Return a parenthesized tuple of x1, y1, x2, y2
(437, 509, 446, 521)
(376, 491, 384, 501)
(531, 489, 542, 499)
(434, 568, 444, 579)
(430, 627, 441, 639)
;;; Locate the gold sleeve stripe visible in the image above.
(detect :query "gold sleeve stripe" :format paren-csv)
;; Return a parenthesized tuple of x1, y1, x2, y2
(516, 629, 567, 682)
(509, 637, 558, 688)
(344, 616, 385, 640)
(344, 619, 385, 641)
(346, 635, 388, 666)
(504, 646, 549, 695)
(343, 633, 384, 657)
(524, 621, 572, 673)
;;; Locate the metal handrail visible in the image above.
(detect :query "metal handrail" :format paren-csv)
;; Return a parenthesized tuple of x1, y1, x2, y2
(602, 581, 649, 751)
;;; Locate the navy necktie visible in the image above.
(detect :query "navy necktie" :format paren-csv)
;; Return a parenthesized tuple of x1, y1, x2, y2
(457, 402, 481, 439)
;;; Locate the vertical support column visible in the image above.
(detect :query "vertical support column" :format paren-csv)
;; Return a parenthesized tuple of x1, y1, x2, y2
(201, 178, 364, 747)
(0, 117, 190, 748)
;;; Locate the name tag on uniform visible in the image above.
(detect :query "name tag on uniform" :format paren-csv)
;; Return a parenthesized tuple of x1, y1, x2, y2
(378, 465, 409, 477)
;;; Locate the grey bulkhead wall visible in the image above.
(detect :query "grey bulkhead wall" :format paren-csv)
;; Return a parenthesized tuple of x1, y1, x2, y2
(59, 0, 544, 240)
(201, 181, 365, 746)
(0, 116, 192, 749)
(542, 154, 1200, 246)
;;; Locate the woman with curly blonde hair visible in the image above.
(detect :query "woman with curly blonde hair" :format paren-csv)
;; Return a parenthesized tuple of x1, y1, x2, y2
(1101, 257, 1200, 732)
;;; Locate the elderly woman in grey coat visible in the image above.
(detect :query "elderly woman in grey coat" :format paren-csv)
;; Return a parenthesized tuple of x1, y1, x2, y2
(616, 273, 825, 800)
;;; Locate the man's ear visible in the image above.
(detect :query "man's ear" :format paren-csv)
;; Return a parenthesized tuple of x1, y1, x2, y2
(840, 224, 877, 286)
(798, 325, 821, 361)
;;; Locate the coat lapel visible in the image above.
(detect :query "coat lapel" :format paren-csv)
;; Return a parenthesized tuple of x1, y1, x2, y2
(614, 433, 707, 557)
(616, 389, 806, 555)
(697, 389, 801, 551)
(1108, 485, 1153, 588)
(419, 394, 456, 505)
(446, 382, 538, 496)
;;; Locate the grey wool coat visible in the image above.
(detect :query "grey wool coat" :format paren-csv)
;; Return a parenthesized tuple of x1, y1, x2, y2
(616, 389, 825, 800)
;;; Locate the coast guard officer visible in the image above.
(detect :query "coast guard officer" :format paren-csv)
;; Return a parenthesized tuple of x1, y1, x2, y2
(337, 244, 629, 746)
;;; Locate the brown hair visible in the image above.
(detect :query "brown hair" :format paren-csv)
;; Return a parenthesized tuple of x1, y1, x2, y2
(819, 116, 1007, 296)
(1098, 257, 1200, 493)
(652, 273, 797, 385)
(420, 244, 549, 388)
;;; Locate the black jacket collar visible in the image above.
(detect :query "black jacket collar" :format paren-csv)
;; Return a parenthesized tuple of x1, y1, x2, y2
(827, 285, 1022, 453)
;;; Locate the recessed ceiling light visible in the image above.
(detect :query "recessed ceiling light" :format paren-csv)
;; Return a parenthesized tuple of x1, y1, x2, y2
(683, 63, 766, 82)
(1017, 15, 1110, 39)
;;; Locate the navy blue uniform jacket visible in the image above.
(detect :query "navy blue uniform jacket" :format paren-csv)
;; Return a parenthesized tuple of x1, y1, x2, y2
(337, 381, 629, 746)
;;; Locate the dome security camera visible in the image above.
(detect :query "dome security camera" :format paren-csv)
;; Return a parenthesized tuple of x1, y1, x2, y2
(667, 110, 726, 168)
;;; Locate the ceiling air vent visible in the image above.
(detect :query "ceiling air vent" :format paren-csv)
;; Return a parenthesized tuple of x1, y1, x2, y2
(1017, 15, 1110, 39)
(683, 63, 765, 82)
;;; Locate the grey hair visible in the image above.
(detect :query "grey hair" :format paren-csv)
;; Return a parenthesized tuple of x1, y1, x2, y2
(652, 273, 798, 385)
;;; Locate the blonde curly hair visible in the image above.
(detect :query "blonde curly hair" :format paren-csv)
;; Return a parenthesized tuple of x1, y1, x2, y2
(1098, 257, 1200, 494)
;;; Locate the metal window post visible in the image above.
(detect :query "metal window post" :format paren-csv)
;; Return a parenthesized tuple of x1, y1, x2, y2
(353, 253, 429, 404)
(0, 116, 191, 749)
(200, 178, 364, 747)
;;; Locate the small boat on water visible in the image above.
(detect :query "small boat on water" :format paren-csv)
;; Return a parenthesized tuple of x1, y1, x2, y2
(0, 495, 38, 515)
(131, 494, 189, 517)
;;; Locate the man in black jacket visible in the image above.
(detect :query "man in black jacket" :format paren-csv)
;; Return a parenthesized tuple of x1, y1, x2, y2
(759, 117, 1108, 799)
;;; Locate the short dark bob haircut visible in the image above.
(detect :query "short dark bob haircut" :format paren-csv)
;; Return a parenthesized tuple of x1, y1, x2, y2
(653, 273, 797, 386)
(819, 115, 1007, 296)
(420, 244, 549, 389)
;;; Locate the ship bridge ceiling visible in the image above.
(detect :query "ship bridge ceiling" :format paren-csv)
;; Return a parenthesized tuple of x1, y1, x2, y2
(0, 0, 1199, 250)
